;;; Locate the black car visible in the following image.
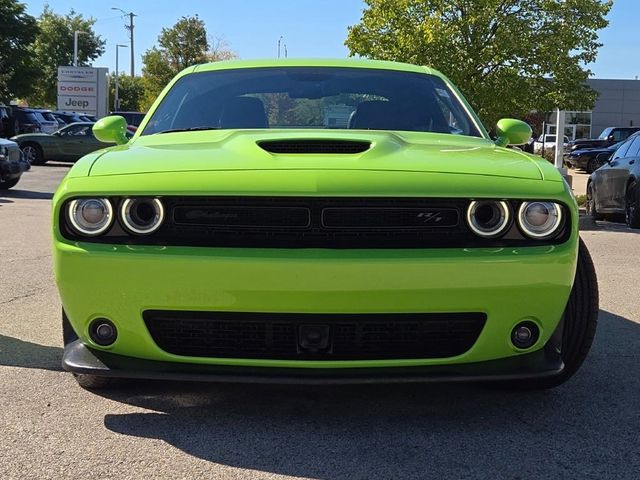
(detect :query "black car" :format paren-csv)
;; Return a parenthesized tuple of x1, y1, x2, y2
(587, 131, 640, 227)
(51, 111, 84, 126)
(0, 138, 30, 189)
(566, 141, 622, 173)
(110, 111, 145, 129)
(570, 126, 640, 153)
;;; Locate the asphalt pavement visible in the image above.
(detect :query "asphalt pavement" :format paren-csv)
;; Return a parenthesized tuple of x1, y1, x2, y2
(0, 164, 638, 480)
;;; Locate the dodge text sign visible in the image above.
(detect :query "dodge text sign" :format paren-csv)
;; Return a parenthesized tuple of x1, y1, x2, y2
(57, 66, 108, 117)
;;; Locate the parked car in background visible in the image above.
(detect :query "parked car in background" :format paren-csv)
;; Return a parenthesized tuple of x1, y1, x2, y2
(11, 122, 117, 165)
(569, 126, 640, 153)
(566, 141, 622, 173)
(110, 111, 145, 131)
(12, 107, 58, 135)
(587, 131, 640, 227)
(533, 134, 569, 154)
(0, 137, 30, 189)
(51, 111, 84, 126)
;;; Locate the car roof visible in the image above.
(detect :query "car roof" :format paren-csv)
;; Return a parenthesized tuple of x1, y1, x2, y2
(191, 58, 443, 78)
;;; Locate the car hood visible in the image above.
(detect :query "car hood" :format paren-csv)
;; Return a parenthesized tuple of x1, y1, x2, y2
(88, 130, 546, 181)
(11, 133, 53, 141)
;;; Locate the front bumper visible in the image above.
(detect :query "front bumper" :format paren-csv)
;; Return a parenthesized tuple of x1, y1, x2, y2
(0, 153, 30, 181)
(56, 239, 578, 370)
(62, 337, 564, 384)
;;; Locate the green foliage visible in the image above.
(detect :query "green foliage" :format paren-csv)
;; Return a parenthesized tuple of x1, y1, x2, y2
(575, 194, 587, 207)
(141, 15, 210, 110)
(109, 74, 144, 112)
(0, 0, 38, 102)
(26, 6, 105, 106)
(345, 0, 612, 127)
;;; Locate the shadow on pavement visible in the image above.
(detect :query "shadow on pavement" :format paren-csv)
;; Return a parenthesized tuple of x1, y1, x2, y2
(0, 189, 53, 200)
(98, 309, 639, 479)
(0, 335, 63, 371)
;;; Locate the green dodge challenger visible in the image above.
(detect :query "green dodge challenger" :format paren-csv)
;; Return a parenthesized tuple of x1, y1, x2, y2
(53, 59, 598, 390)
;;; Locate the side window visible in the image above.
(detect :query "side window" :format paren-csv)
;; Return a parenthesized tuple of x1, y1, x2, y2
(611, 129, 629, 142)
(624, 136, 640, 158)
(612, 137, 634, 159)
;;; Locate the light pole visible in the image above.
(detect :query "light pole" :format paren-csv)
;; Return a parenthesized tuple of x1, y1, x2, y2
(73, 31, 89, 67)
(112, 7, 137, 76)
(114, 44, 128, 111)
(277, 36, 283, 58)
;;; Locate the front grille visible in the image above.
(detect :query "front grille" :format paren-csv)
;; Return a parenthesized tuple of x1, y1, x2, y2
(143, 311, 487, 360)
(60, 196, 571, 248)
(258, 140, 371, 154)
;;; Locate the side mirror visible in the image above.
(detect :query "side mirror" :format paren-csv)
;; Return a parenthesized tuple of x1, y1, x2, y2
(607, 135, 615, 143)
(494, 118, 532, 147)
(92, 115, 129, 145)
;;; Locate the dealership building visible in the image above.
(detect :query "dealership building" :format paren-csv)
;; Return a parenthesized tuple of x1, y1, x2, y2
(545, 78, 640, 140)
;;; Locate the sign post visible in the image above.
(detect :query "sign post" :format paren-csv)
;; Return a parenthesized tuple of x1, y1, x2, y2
(57, 66, 109, 119)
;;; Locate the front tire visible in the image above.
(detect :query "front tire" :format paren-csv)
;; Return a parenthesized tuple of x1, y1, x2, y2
(503, 238, 598, 390)
(21, 143, 45, 165)
(0, 178, 20, 189)
(586, 183, 603, 221)
(625, 181, 640, 228)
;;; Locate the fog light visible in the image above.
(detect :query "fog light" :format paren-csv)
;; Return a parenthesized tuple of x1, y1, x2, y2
(511, 321, 539, 349)
(89, 318, 117, 346)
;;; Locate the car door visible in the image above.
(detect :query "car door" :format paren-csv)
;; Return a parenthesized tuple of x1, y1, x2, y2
(594, 136, 633, 211)
(610, 135, 640, 210)
(59, 124, 96, 159)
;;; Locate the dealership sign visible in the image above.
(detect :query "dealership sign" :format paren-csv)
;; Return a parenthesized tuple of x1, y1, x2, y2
(57, 66, 108, 118)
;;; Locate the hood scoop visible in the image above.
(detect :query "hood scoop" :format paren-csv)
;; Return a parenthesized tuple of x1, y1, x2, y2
(257, 139, 371, 154)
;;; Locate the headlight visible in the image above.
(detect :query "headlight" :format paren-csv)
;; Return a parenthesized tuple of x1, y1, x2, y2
(517, 201, 563, 238)
(67, 198, 114, 236)
(0, 146, 8, 158)
(120, 198, 164, 235)
(466, 200, 511, 238)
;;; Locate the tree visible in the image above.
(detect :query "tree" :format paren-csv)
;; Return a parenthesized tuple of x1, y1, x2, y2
(0, 0, 38, 102)
(141, 15, 209, 109)
(345, 0, 613, 128)
(109, 74, 144, 112)
(141, 16, 237, 110)
(26, 6, 105, 106)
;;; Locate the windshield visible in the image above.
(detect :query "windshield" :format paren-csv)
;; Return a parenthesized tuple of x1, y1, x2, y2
(598, 128, 612, 139)
(142, 67, 482, 137)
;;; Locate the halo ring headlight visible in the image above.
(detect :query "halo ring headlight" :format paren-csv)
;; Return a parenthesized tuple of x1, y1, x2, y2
(120, 197, 164, 235)
(67, 198, 113, 236)
(518, 201, 563, 239)
(466, 200, 511, 238)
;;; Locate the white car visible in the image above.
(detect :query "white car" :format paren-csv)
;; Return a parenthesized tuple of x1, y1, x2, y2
(534, 134, 569, 154)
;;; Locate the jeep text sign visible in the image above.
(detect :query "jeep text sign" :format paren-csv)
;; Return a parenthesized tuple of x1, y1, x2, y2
(57, 66, 108, 117)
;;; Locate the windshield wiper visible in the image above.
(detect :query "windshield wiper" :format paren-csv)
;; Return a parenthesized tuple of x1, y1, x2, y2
(155, 126, 221, 134)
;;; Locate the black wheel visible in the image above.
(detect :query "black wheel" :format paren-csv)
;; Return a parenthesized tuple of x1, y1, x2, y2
(502, 238, 599, 390)
(586, 182, 603, 221)
(625, 180, 640, 228)
(62, 309, 118, 390)
(0, 177, 20, 189)
(21, 143, 45, 165)
(586, 157, 599, 174)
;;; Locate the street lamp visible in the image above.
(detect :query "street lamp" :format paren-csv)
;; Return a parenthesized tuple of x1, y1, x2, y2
(73, 31, 89, 67)
(114, 44, 128, 111)
(112, 7, 137, 76)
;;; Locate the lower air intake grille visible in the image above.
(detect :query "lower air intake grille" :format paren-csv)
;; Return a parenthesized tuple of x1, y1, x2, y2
(143, 311, 487, 360)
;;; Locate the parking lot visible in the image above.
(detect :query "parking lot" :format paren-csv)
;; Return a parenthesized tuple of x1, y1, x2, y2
(1, 164, 639, 479)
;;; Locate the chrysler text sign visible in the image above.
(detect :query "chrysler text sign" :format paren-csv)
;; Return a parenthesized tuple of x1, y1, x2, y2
(57, 66, 108, 118)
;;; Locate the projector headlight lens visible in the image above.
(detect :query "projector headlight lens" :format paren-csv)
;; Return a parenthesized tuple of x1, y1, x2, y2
(67, 198, 113, 236)
(466, 200, 511, 238)
(120, 197, 164, 235)
(518, 201, 563, 238)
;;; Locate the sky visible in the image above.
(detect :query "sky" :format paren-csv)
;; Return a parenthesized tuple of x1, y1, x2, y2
(23, 0, 640, 80)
